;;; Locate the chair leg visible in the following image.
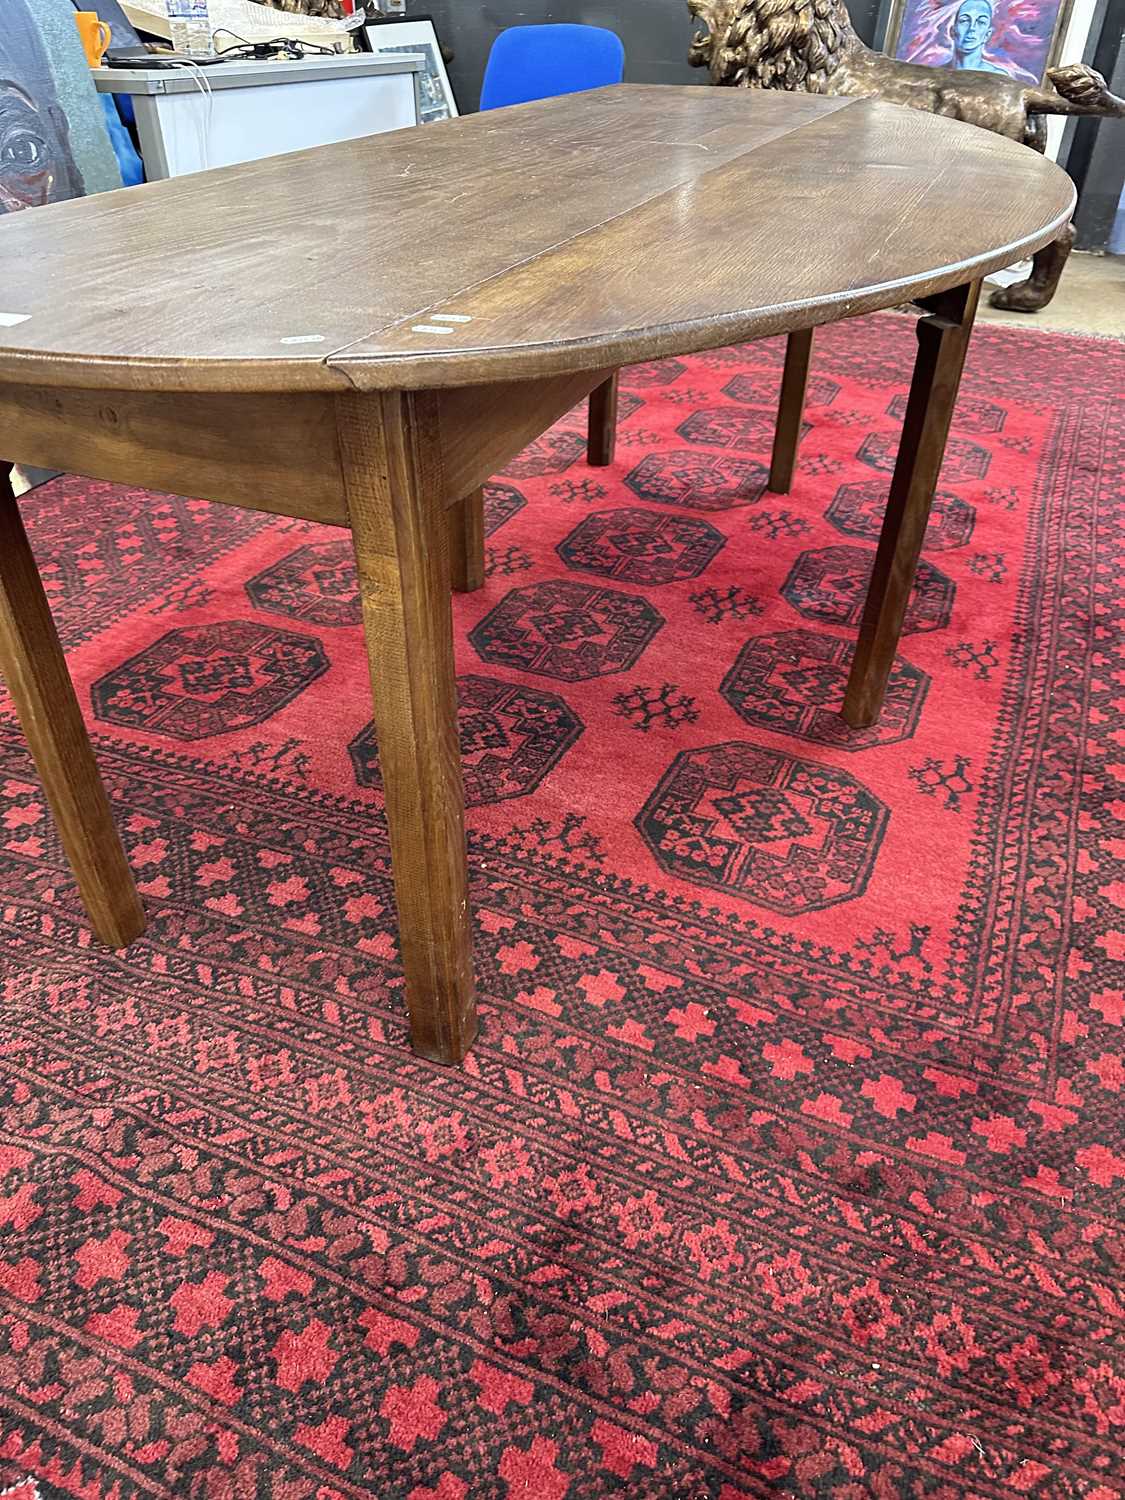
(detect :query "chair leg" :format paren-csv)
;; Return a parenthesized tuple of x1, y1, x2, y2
(336, 392, 477, 1065)
(768, 328, 814, 494)
(449, 488, 485, 593)
(843, 282, 981, 729)
(0, 466, 145, 947)
(587, 373, 619, 467)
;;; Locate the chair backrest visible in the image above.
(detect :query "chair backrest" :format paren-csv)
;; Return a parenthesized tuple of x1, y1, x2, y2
(479, 23, 625, 112)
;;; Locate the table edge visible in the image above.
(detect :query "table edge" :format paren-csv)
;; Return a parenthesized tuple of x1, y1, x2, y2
(0, 128, 1076, 397)
(329, 205, 1076, 392)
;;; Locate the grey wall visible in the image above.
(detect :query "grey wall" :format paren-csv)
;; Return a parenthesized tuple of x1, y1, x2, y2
(421, 0, 882, 114)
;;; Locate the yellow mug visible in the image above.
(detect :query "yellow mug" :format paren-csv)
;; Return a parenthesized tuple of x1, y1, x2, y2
(74, 11, 113, 67)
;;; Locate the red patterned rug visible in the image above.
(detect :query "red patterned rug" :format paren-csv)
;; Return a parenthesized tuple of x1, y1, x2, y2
(1, 315, 1123, 1499)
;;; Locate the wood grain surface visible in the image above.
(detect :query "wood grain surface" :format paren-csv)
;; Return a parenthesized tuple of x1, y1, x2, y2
(843, 283, 982, 727)
(587, 375, 620, 467)
(768, 330, 815, 495)
(435, 369, 610, 500)
(336, 392, 477, 1064)
(449, 490, 485, 594)
(0, 385, 347, 524)
(0, 88, 1072, 395)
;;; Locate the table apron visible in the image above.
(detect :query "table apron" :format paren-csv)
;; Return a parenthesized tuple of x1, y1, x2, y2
(0, 368, 615, 525)
(0, 385, 350, 526)
(435, 368, 612, 500)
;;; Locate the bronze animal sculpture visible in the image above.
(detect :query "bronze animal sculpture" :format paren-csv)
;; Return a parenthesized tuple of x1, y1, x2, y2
(687, 0, 1125, 311)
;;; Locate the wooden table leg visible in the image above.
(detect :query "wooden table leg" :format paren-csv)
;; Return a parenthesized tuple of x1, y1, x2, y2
(843, 281, 981, 728)
(0, 465, 144, 947)
(449, 487, 485, 594)
(587, 373, 619, 467)
(336, 392, 477, 1064)
(768, 328, 814, 495)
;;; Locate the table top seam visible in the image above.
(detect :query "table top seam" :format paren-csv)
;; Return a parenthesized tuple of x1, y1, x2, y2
(323, 98, 862, 382)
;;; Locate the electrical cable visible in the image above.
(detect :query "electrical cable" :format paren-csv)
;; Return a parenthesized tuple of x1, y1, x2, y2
(164, 56, 215, 170)
(210, 28, 338, 59)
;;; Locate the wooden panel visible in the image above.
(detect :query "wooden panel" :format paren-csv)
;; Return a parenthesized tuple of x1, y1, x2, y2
(0, 385, 347, 525)
(0, 88, 1071, 394)
(436, 369, 611, 500)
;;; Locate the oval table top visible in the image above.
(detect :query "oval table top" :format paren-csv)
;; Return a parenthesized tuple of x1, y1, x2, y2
(0, 86, 1073, 395)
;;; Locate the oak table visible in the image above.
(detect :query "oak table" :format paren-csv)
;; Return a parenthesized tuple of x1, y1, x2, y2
(0, 87, 1074, 1063)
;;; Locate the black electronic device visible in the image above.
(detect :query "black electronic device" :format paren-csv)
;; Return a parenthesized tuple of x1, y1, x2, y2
(104, 46, 160, 65)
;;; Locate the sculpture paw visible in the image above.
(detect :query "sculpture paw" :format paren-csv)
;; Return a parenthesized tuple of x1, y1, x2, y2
(988, 281, 1051, 314)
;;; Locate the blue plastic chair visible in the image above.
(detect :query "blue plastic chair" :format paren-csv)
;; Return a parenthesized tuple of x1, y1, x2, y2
(478, 24, 625, 467)
(479, 24, 625, 113)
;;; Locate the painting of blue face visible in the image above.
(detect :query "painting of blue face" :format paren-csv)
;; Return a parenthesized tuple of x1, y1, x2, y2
(884, 0, 1073, 85)
(952, 0, 1006, 70)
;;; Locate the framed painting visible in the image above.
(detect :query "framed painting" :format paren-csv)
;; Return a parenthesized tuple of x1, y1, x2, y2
(882, 0, 1076, 84)
(3, 1, 120, 490)
(364, 15, 458, 123)
(1, 0, 120, 215)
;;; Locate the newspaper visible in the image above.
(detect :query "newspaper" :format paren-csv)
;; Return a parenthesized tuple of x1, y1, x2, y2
(121, 0, 359, 49)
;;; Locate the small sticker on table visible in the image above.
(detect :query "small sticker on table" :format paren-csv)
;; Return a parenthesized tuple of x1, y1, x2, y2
(279, 334, 326, 345)
(430, 313, 472, 323)
(411, 324, 455, 335)
(0, 312, 31, 328)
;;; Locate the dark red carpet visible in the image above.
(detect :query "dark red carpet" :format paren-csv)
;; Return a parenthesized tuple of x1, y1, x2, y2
(0, 315, 1122, 1499)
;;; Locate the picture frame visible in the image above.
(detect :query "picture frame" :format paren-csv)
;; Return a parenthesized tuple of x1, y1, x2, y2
(1, 0, 121, 216)
(881, 0, 1076, 86)
(364, 15, 458, 124)
(4, 0, 122, 492)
